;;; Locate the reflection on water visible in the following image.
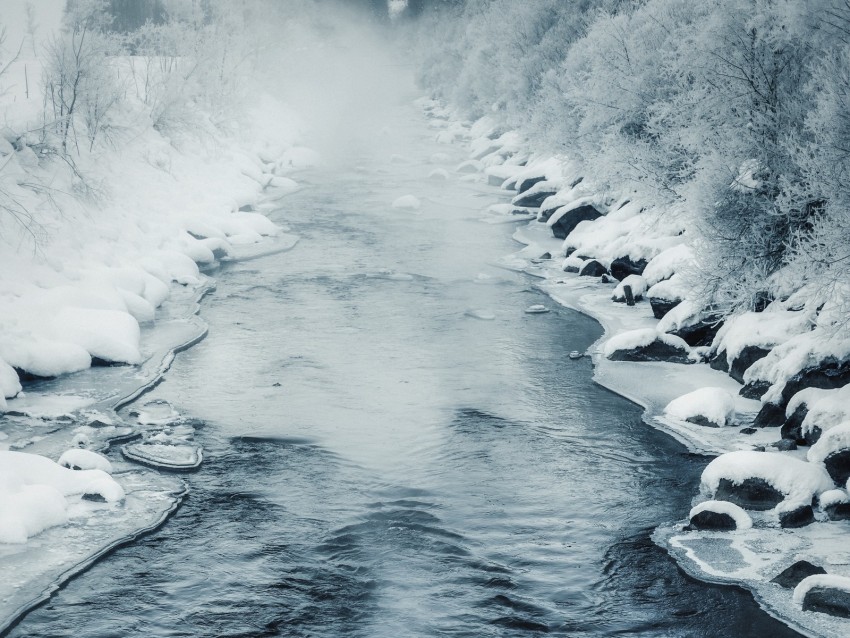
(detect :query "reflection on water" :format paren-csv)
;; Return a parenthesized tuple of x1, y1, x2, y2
(8, 102, 801, 638)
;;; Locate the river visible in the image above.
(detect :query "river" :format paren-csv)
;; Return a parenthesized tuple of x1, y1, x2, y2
(6, 96, 801, 637)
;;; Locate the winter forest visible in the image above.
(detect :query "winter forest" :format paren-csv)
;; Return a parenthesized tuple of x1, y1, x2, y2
(4, 0, 850, 636)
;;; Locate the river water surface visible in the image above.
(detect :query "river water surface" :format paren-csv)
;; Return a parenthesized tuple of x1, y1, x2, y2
(8, 99, 802, 637)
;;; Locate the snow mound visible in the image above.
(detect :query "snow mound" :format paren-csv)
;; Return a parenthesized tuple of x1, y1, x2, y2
(665, 387, 736, 427)
(602, 329, 689, 358)
(58, 449, 113, 474)
(701, 450, 834, 507)
(612, 275, 647, 302)
(392, 195, 421, 211)
(48, 308, 141, 365)
(808, 422, 850, 465)
(689, 500, 753, 530)
(793, 575, 850, 605)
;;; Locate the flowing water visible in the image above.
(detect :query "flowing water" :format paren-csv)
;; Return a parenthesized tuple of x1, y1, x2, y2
(6, 98, 801, 637)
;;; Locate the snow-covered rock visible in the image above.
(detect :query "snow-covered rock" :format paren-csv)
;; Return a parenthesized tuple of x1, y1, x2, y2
(603, 329, 692, 364)
(688, 500, 753, 530)
(808, 422, 850, 485)
(611, 275, 647, 303)
(57, 449, 113, 474)
(664, 387, 736, 427)
(794, 574, 850, 618)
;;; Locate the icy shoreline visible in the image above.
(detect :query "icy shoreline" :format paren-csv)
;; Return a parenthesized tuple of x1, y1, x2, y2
(420, 100, 850, 636)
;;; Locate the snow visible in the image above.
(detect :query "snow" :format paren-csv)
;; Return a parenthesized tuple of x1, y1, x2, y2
(665, 387, 736, 427)
(689, 500, 753, 530)
(57, 449, 113, 474)
(818, 489, 850, 509)
(392, 195, 422, 211)
(808, 422, 850, 465)
(793, 574, 850, 605)
(711, 309, 813, 362)
(701, 450, 834, 507)
(612, 274, 647, 302)
(49, 308, 142, 365)
(602, 328, 690, 358)
(642, 245, 695, 287)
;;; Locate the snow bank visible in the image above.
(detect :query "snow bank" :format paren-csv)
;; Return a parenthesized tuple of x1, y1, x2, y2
(793, 575, 850, 605)
(701, 450, 834, 507)
(689, 500, 753, 530)
(665, 387, 736, 427)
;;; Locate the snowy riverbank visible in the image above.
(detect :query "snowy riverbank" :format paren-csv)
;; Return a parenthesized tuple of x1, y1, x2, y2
(421, 98, 850, 637)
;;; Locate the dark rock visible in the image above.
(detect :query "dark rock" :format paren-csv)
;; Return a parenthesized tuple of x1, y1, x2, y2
(579, 260, 607, 277)
(770, 561, 827, 588)
(778, 357, 850, 409)
(610, 256, 649, 281)
(715, 477, 784, 511)
(710, 351, 730, 373)
(741, 381, 771, 400)
(563, 265, 579, 274)
(801, 587, 850, 618)
(779, 504, 815, 528)
(600, 274, 614, 284)
(238, 204, 255, 212)
(739, 427, 758, 435)
(824, 449, 850, 486)
(669, 315, 725, 348)
(686, 415, 721, 428)
(549, 204, 603, 239)
(14, 367, 53, 382)
(753, 402, 785, 428)
(688, 510, 737, 531)
(825, 502, 850, 521)
(771, 439, 798, 451)
(82, 493, 107, 503)
(516, 175, 546, 194)
(91, 357, 127, 368)
(607, 339, 693, 365)
(728, 346, 771, 385)
(781, 404, 808, 443)
(806, 426, 823, 446)
(512, 184, 558, 209)
(539, 252, 551, 260)
(649, 296, 681, 320)
(752, 445, 766, 452)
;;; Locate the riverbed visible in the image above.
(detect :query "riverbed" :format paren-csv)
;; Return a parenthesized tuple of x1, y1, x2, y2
(5, 98, 802, 637)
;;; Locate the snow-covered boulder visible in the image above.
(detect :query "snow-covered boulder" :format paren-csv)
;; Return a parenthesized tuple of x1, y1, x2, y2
(818, 489, 850, 520)
(657, 300, 724, 348)
(603, 329, 693, 364)
(58, 449, 113, 473)
(646, 275, 686, 319)
(455, 159, 483, 174)
(794, 574, 850, 618)
(687, 500, 752, 531)
(579, 260, 607, 277)
(643, 244, 694, 287)
(776, 500, 815, 528)
(612, 275, 647, 304)
(701, 450, 834, 511)
(808, 422, 850, 486)
(547, 204, 602, 240)
(783, 386, 850, 445)
(511, 181, 559, 209)
(665, 387, 736, 427)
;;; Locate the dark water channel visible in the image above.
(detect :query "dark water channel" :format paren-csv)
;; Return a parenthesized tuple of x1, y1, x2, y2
(8, 103, 800, 638)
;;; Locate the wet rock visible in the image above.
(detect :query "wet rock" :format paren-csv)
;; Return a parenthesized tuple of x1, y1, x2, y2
(600, 274, 614, 284)
(579, 260, 607, 277)
(686, 415, 722, 428)
(710, 351, 730, 373)
(238, 204, 255, 212)
(741, 381, 772, 400)
(687, 510, 737, 531)
(606, 339, 693, 365)
(781, 404, 809, 443)
(753, 402, 785, 428)
(649, 296, 681, 320)
(82, 492, 107, 503)
(780, 504, 815, 528)
(715, 477, 784, 511)
(824, 450, 850, 486)
(771, 439, 798, 451)
(825, 502, 850, 521)
(549, 204, 603, 240)
(771, 561, 827, 588)
(740, 427, 758, 435)
(610, 256, 649, 281)
(801, 587, 850, 618)
(729, 346, 771, 385)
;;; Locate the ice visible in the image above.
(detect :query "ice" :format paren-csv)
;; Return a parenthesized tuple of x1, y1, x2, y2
(701, 450, 834, 507)
(665, 387, 736, 427)
(122, 443, 203, 471)
(689, 500, 753, 530)
(392, 195, 422, 210)
(524, 304, 550, 314)
(465, 309, 496, 321)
